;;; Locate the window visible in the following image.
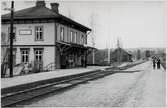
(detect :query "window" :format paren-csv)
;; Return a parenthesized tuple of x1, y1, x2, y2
(6, 48, 17, 65)
(70, 31, 73, 43)
(60, 27, 64, 41)
(85, 35, 87, 44)
(35, 26, 43, 41)
(72, 32, 75, 43)
(81, 35, 84, 45)
(8, 27, 16, 41)
(74, 32, 77, 43)
(21, 49, 29, 64)
(1, 32, 6, 44)
(78, 35, 81, 44)
(34, 49, 43, 62)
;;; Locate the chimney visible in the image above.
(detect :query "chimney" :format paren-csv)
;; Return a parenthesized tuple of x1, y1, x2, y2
(36, 0, 46, 7)
(50, 3, 59, 13)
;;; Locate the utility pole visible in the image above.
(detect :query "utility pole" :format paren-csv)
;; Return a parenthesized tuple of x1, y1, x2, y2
(117, 38, 120, 64)
(90, 13, 97, 65)
(92, 44, 95, 64)
(107, 33, 110, 65)
(107, 33, 110, 64)
(9, 1, 14, 77)
(107, 9, 111, 65)
(107, 47, 110, 64)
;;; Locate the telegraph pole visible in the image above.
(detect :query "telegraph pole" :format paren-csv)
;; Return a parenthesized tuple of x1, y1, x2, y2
(9, 1, 14, 77)
(92, 42, 95, 64)
(108, 47, 110, 64)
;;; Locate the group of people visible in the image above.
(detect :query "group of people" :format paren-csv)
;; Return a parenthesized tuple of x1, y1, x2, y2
(152, 56, 161, 69)
(62, 57, 86, 69)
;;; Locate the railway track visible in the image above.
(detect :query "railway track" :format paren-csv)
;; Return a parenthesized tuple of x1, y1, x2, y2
(1, 61, 146, 107)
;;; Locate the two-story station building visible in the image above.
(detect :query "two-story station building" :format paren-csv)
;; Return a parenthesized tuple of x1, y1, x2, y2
(1, 1, 92, 72)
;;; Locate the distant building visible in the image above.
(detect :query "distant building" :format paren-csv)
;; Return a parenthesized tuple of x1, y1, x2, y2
(1, 1, 92, 72)
(145, 50, 151, 58)
(111, 47, 132, 62)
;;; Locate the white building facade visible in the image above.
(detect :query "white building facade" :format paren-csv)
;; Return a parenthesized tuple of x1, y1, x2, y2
(1, 1, 92, 73)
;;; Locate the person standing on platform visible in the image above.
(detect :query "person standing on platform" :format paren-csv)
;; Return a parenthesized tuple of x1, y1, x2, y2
(157, 58, 161, 69)
(152, 58, 156, 69)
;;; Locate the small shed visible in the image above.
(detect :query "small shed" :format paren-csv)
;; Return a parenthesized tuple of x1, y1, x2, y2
(111, 47, 132, 62)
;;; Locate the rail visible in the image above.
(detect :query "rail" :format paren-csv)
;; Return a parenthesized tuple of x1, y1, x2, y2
(1, 60, 147, 107)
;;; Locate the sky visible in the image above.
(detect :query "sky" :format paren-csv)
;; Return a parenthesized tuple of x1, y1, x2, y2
(1, 0, 166, 49)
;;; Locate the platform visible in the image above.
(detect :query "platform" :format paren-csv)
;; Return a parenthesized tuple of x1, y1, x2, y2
(1, 66, 109, 89)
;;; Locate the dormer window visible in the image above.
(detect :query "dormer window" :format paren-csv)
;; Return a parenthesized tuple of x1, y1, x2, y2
(35, 26, 43, 41)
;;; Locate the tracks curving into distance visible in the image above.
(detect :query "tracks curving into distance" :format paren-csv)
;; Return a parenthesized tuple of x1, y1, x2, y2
(1, 61, 146, 107)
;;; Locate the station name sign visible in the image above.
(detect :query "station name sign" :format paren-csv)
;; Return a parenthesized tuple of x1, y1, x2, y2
(19, 29, 32, 35)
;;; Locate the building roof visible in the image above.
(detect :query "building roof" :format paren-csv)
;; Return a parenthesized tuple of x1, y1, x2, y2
(113, 47, 132, 56)
(2, 6, 57, 19)
(1, 2, 91, 31)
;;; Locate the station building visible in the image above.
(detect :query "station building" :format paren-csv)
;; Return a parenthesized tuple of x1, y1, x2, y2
(1, 1, 92, 72)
